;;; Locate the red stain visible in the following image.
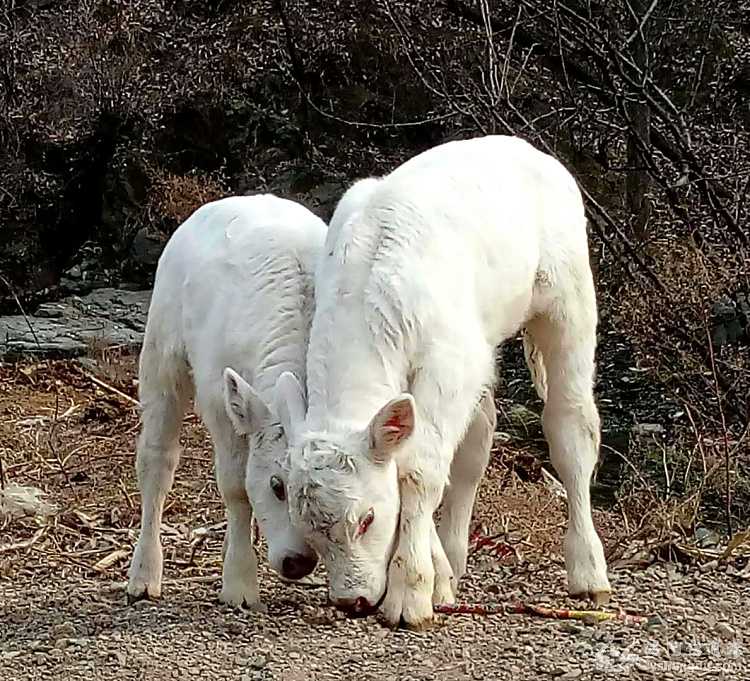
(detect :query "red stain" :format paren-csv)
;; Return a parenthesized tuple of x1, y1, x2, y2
(384, 413, 404, 431)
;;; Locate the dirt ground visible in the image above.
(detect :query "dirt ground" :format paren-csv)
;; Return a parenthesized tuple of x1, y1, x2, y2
(1, 356, 748, 681)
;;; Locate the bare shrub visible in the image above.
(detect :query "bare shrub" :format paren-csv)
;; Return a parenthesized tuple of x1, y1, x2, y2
(145, 168, 229, 230)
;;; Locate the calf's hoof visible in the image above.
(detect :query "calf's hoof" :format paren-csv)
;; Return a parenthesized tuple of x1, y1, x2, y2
(570, 588, 611, 607)
(126, 576, 162, 604)
(219, 583, 263, 612)
(126, 588, 159, 606)
(398, 613, 438, 632)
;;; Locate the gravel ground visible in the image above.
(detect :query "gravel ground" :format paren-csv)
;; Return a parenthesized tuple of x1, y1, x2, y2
(3, 556, 748, 680)
(1, 358, 748, 681)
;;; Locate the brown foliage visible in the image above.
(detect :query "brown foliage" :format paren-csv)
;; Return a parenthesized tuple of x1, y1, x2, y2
(145, 169, 228, 230)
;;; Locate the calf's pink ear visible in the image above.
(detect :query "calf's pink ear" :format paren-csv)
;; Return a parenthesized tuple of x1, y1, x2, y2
(368, 394, 416, 464)
(223, 367, 271, 435)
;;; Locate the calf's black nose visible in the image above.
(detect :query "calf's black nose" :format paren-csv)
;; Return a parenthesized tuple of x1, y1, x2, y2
(281, 553, 318, 580)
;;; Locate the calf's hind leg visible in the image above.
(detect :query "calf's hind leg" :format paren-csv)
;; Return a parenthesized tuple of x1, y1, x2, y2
(526, 294, 611, 603)
(437, 387, 495, 586)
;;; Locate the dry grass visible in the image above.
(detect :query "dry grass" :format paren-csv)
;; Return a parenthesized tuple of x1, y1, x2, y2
(0, 358, 225, 585)
(145, 168, 229, 229)
(1, 356, 747, 597)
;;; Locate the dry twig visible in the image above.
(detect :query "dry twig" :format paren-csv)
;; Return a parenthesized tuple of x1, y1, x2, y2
(435, 601, 651, 625)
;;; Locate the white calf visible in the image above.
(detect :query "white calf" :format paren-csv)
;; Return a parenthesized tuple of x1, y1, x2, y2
(280, 135, 611, 627)
(126, 194, 326, 608)
(322, 174, 497, 608)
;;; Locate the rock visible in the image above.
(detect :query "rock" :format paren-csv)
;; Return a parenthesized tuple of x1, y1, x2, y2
(631, 423, 665, 438)
(699, 559, 719, 572)
(0, 287, 151, 359)
(548, 664, 570, 676)
(715, 622, 736, 640)
(664, 593, 688, 607)
(66, 265, 83, 280)
(34, 302, 66, 318)
(645, 614, 667, 630)
(131, 227, 167, 268)
(249, 654, 267, 669)
(559, 622, 584, 635)
(694, 526, 721, 548)
(51, 622, 77, 640)
(0, 650, 22, 661)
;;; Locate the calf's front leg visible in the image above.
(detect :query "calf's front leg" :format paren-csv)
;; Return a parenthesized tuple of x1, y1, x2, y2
(209, 423, 262, 610)
(382, 469, 445, 628)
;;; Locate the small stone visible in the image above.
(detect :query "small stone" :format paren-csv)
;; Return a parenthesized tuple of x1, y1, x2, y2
(549, 665, 569, 676)
(631, 423, 664, 437)
(699, 560, 719, 572)
(34, 303, 65, 319)
(560, 669, 582, 680)
(559, 622, 584, 634)
(52, 622, 76, 639)
(635, 659, 653, 673)
(694, 527, 721, 548)
(715, 622, 736, 640)
(249, 655, 267, 669)
(665, 593, 688, 606)
(645, 614, 667, 630)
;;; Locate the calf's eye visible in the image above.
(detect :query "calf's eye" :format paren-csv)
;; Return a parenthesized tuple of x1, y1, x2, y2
(356, 508, 375, 537)
(270, 475, 286, 501)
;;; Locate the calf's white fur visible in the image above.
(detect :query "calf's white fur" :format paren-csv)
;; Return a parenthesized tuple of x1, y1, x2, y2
(280, 135, 611, 627)
(126, 194, 326, 608)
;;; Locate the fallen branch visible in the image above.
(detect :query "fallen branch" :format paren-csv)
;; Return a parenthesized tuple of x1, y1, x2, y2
(92, 548, 129, 573)
(434, 601, 651, 625)
(0, 526, 47, 553)
(84, 372, 140, 407)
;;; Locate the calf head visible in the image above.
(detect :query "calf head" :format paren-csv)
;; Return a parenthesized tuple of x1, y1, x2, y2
(222, 368, 318, 581)
(277, 372, 413, 615)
